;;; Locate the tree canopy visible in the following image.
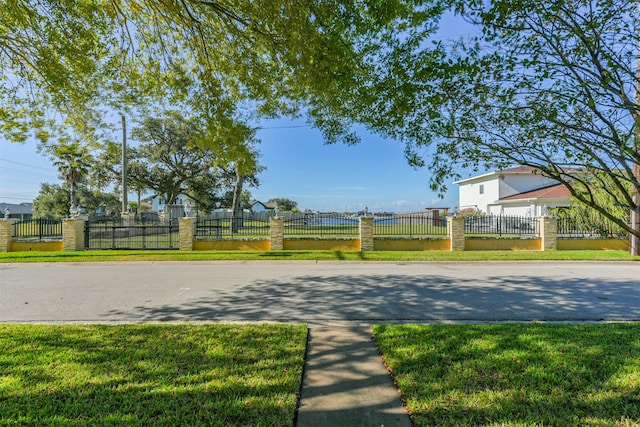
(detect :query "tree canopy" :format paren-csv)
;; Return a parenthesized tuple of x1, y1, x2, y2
(267, 198, 298, 212)
(339, 0, 640, 247)
(1, 0, 432, 145)
(40, 139, 93, 215)
(3, 1, 639, 251)
(33, 183, 119, 219)
(92, 112, 260, 213)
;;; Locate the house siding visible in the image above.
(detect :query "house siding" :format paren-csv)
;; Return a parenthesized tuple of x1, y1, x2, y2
(457, 168, 569, 215)
(459, 179, 500, 212)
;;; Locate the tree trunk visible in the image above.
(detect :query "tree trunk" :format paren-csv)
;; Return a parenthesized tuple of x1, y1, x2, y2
(66, 169, 81, 216)
(230, 167, 244, 234)
(69, 182, 77, 216)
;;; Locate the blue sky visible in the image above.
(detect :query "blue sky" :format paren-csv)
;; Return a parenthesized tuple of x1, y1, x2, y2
(0, 117, 460, 213)
(0, 12, 478, 213)
(253, 118, 458, 212)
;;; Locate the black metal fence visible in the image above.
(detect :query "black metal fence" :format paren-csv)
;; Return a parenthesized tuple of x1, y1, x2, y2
(373, 214, 448, 237)
(12, 218, 62, 239)
(283, 213, 359, 237)
(464, 215, 539, 237)
(195, 216, 270, 240)
(84, 215, 179, 250)
(556, 216, 627, 238)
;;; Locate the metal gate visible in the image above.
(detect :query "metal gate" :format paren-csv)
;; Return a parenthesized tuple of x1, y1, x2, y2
(84, 214, 179, 250)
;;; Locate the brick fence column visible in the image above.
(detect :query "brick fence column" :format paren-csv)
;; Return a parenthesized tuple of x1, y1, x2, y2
(179, 217, 195, 251)
(63, 218, 86, 251)
(539, 216, 557, 251)
(0, 219, 16, 252)
(270, 217, 284, 250)
(448, 216, 465, 251)
(359, 216, 374, 251)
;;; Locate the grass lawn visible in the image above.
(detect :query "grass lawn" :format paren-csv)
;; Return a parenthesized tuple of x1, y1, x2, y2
(372, 323, 640, 427)
(3, 323, 640, 426)
(0, 324, 307, 427)
(0, 249, 637, 262)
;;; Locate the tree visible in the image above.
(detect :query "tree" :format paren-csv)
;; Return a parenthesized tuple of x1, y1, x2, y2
(550, 172, 631, 237)
(127, 113, 221, 209)
(13, 1, 639, 253)
(42, 140, 93, 215)
(217, 123, 262, 233)
(0, 1, 426, 147)
(343, 0, 640, 254)
(32, 183, 70, 219)
(92, 111, 262, 216)
(268, 198, 298, 212)
(33, 183, 119, 219)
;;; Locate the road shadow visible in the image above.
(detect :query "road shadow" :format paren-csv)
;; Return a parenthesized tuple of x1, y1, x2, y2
(104, 272, 640, 322)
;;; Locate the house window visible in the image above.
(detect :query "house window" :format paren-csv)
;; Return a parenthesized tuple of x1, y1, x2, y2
(479, 184, 484, 195)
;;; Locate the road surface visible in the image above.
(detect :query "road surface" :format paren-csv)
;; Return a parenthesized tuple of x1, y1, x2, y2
(1, 261, 638, 323)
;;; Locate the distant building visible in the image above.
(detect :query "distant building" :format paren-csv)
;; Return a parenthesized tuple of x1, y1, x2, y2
(0, 202, 34, 220)
(149, 194, 190, 213)
(455, 166, 571, 216)
(250, 200, 277, 213)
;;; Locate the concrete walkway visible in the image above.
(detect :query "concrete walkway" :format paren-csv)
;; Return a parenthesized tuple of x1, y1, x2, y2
(296, 326, 412, 427)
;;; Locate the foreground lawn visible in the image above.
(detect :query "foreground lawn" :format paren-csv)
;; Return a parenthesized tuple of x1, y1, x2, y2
(0, 324, 306, 427)
(372, 323, 640, 427)
(0, 249, 637, 262)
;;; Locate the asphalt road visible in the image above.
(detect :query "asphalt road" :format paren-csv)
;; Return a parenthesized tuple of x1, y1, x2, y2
(1, 261, 638, 323)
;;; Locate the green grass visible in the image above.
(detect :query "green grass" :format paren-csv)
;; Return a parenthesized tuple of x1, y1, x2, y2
(0, 249, 638, 263)
(372, 323, 640, 427)
(0, 324, 307, 427)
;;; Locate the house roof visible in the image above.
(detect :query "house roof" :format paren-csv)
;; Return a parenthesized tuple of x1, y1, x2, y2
(250, 200, 277, 209)
(454, 166, 537, 185)
(0, 202, 34, 214)
(499, 183, 571, 201)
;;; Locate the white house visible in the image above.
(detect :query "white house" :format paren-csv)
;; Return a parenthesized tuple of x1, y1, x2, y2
(455, 166, 571, 216)
(149, 194, 195, 219)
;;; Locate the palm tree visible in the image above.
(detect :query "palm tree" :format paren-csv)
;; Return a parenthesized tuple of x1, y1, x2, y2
(51, 141, 93, 216)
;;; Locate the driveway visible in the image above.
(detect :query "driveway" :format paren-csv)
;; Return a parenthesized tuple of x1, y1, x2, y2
(1, 261, 638, 323)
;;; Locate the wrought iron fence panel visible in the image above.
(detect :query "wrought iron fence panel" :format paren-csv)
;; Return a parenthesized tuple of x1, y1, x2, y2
(12, 218, 62, 239)
(84, 222, 178, 250)
(556, 217, 627, 238)
(138, 212, 163, 224)
(86, 215, 124, 226)
(283, 213, 359, 237)
(373, 214, 448, 237)
(195, 218, 223, 240)
(194, 216, 270, 240)
(464, 215, 539, 237)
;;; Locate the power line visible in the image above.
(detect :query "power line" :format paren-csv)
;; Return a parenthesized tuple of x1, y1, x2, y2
(0, 164, 57, 176)
(0, 157, 55, 172)
(0, 194, 38, 201)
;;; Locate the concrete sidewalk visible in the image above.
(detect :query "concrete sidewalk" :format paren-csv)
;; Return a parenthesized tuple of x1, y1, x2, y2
(296, 326, 412, 427)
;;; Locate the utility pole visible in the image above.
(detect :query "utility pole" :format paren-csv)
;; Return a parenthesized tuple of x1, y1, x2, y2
(121, 114, 128, 214)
